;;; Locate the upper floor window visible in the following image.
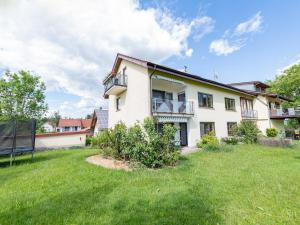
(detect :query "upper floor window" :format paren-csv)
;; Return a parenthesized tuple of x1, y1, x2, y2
(200, 122, 215, 136)
(198, 92, 213, 108)
(225, 98, 236, 111)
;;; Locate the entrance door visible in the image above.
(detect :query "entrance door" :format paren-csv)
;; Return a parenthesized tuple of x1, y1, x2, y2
(179, 123, 188, 146)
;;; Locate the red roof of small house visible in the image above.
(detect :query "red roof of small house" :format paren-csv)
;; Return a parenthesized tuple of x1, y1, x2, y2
(81, 119, 92, 128)
(58, 119, 92, 128)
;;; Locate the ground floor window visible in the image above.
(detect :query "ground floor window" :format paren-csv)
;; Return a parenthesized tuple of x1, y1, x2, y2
(200, 122, 215, 136)
(227, 122, 237, 136)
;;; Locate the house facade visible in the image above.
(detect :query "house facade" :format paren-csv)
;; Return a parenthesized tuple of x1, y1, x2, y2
(57, 119, 92, 133)
(91, 107, 108, 135)
(103, 54, 300, 147)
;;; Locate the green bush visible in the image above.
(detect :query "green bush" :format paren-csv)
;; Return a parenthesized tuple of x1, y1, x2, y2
(196, 132, 218, 148)
(91, 118, 180, 168)
(85, 136, 92, 146)
(221, 137, 239, 145)
(232, 121, 260, 144)
(266, 128, 278, 137)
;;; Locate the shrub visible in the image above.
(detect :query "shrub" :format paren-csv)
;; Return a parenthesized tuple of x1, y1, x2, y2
(221, 136, 239, 145)
(85, 136, 92, 146)
(91, 118, 180, 168)
(266, 128, 278, 137)
(232, 121, 260, 144)
(196, 132, 218, 148)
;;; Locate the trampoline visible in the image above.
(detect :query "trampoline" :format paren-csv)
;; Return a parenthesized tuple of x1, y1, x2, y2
(0, 119, 36, 166)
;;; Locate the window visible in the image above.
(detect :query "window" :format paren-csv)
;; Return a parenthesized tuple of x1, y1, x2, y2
(198, 92, 213, 108)
(225, 98, 236, 111)
(64, 127, 70, 131)
(200, 122, 215, 136)
(116, 97, 120, 111)
(227, 122, 237, 136)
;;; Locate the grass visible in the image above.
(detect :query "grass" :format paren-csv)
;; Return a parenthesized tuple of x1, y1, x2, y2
(0, 143, 300, 225)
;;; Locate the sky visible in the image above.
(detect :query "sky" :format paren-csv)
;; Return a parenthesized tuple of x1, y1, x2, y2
(0, 0, 300, 118)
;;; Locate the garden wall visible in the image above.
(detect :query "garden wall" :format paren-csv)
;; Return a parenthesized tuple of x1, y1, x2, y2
(35, 131, 88, 149)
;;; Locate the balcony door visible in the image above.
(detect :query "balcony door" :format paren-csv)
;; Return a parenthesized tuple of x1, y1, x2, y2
(241, 98, 253, 112)
(178, 92, 186, 113)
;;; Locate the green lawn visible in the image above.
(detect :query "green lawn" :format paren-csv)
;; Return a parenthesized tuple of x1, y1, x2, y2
(0, 144, 300, 225)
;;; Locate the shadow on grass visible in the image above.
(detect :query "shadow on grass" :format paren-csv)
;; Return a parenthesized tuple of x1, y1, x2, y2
(0, 183, 223, 225)
(0, 150, 70, 168)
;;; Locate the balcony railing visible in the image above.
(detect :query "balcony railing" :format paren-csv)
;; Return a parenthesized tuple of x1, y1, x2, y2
(104, 72, 127, 94)
(152, 98, 194, 115)
(241, 110, 258, 119)
(270, 108, 300, 118)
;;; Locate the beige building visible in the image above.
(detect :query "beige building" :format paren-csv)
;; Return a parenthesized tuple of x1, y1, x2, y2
(103, 54, 300, 147)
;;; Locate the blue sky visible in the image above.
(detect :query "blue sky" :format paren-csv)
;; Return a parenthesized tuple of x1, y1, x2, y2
(142, 0, 300, 83)
(0, 0, 300, 117)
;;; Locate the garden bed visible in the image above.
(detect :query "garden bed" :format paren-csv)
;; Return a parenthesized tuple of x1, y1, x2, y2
(86, 155, 131, 171)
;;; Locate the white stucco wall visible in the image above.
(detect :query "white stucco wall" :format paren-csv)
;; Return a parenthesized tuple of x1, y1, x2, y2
(108, 60, 151, 128)
(35, 133, 86, 149)
(151, 70, 250, 146)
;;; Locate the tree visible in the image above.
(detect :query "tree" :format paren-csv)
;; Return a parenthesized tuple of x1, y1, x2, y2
(267, 63, 300, 107)
(85, 114, 92, 119)
(0, 70, 48, 120)
(49, 111, 61, 127)
(267, 63, 300, 129)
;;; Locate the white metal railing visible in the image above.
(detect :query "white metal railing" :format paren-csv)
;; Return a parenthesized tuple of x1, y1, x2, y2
(270, 108, 300, 117)
(104, 72, 127, 93)
(241, 110, 258, 119)
(152, 98, 194, 114)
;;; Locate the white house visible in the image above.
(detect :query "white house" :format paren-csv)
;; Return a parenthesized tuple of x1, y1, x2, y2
(103, 54, 300, 147)
(42, 122, 55, 133)
(91, 107, 108, 135)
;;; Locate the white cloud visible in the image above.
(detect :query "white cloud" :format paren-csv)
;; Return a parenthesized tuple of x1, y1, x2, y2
(210, 11, 263, 56)
(191, 16, 215, 41)
(234, 12, 263, 35)
(0, 0, 213, 117)
(185, 48, 193, 57)
(209, 39, 242, 56)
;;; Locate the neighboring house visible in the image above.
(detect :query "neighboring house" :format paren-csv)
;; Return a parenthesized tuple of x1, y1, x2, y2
(57, 119, 92, 132)
(42, 122, 55, 133)
(91, 107, 108, 135)
(103, 53, 300, 147)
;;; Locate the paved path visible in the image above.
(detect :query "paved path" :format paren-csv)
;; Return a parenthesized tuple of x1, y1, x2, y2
(181, 147, 200, 155)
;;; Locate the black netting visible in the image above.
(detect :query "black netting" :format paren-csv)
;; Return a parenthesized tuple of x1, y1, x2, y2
(15, 120, 35, 153)
(0, 121, 15, 155)
(0, 119, 36, 155)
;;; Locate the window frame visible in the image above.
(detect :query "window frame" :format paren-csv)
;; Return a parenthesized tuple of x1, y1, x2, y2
(200, 122, 215, 136)
(198, 92, 213, 108)
(227, 122, 237, 136)
(225, 97, 236, 111)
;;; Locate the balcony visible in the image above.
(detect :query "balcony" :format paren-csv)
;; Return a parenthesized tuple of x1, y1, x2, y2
(270, 108, 300, 119)
(241, 110, 258, 119)
(152, 99, 194, 116)
(104, 73, 127, 96)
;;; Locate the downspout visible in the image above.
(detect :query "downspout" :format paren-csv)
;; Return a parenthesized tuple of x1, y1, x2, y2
(149, 64, 157, 115)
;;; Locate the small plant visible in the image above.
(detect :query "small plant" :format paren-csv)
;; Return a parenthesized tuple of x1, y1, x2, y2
(85, 136, 92, 146)
(266, 128, 278, 137)
(232, 121, 260, 144)
(197, 132, 219, 148)
(221, 137, 239, 145)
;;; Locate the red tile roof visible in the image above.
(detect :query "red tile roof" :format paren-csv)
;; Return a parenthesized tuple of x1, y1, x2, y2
(58, 119, 92, 128)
